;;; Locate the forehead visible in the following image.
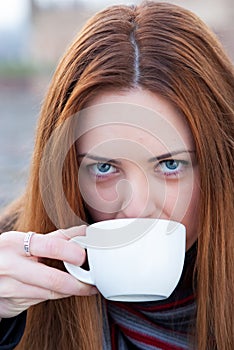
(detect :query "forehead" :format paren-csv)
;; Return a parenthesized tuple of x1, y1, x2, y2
(76, 90, 194, 156)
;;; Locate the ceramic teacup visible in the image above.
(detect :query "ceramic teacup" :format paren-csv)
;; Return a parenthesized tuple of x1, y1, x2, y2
(64, 218, 186, 302)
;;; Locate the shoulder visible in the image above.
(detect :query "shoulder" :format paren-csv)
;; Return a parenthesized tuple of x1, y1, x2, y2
(0, 312, 27, 349)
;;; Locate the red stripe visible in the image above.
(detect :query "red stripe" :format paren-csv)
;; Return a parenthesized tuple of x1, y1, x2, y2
(135, 294, 195, 312)
(120, 325, 185, 350)
(109, 295, 195, 316)
(109, 294, 195, 314)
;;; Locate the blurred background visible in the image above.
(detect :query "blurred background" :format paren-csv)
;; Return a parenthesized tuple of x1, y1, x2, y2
(0, 0, 233, 209)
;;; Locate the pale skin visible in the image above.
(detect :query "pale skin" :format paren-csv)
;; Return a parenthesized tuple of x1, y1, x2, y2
(0, 88, 200, 319)
(77, 88, 200, 249)
(0, 226, 97, 319)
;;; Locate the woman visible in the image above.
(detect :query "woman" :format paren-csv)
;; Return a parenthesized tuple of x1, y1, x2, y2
(0, 2, 233, 349)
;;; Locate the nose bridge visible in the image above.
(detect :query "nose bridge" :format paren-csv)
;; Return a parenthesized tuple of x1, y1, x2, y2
(120, 166, 153, 217)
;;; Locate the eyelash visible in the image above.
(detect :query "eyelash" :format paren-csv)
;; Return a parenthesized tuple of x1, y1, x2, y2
(87, 159, 189, 180)
(88, 163, 118, 179)
(155, 160, 189, 177)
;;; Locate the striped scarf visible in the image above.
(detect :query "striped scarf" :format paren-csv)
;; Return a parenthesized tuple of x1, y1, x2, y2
(103, 243, 197, 350)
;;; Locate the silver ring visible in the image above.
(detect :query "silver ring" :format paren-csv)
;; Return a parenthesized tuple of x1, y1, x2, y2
(24, 232, 34, 256)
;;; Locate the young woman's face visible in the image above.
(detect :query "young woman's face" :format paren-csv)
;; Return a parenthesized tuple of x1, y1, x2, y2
(76, 89, 200, 250)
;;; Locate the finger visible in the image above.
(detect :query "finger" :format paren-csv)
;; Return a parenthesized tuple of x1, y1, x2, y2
(1, 227, 87, 264)
(11, 257, 96, 296)
(48, 226, 87, 240)
(28, 233, 86, 265)
(0, 277, 70, 300)
(0, 297, 48, 318)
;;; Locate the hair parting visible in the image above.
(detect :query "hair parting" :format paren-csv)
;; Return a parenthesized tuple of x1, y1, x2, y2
(0, 2, 233, 349)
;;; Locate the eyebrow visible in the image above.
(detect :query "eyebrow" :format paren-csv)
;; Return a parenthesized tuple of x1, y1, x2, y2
(148, 150, 196, 162)
(77, 154, 121, 165)
(77, 150, 195, 164)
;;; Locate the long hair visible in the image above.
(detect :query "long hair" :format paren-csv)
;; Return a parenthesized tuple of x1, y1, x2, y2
(3, 2, 233, 349)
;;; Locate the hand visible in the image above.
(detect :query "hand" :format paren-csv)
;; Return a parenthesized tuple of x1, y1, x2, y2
(0, 226, 98, 318)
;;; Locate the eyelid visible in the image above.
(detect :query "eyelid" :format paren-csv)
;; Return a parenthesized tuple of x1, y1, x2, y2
(157, 158, 190, 166)
(87, 162, 119, 178)
(158, 158, 189, 164)
(154, 159, 190, 179)
(78, 154, 121, 166)
(88, 161, 118, 168)
(156, 155, 194, 168)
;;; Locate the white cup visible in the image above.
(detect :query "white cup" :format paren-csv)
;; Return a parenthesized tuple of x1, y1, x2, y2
(64, 218, 186, 302)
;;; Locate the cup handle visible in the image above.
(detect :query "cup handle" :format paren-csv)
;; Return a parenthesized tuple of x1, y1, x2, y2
(63, 237, 95, 285)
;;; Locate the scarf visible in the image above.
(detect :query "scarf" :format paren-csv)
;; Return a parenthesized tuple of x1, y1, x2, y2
(103, 243, 197, 350)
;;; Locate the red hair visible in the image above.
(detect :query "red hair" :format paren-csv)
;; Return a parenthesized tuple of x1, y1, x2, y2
(1, 2, 232, 349)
